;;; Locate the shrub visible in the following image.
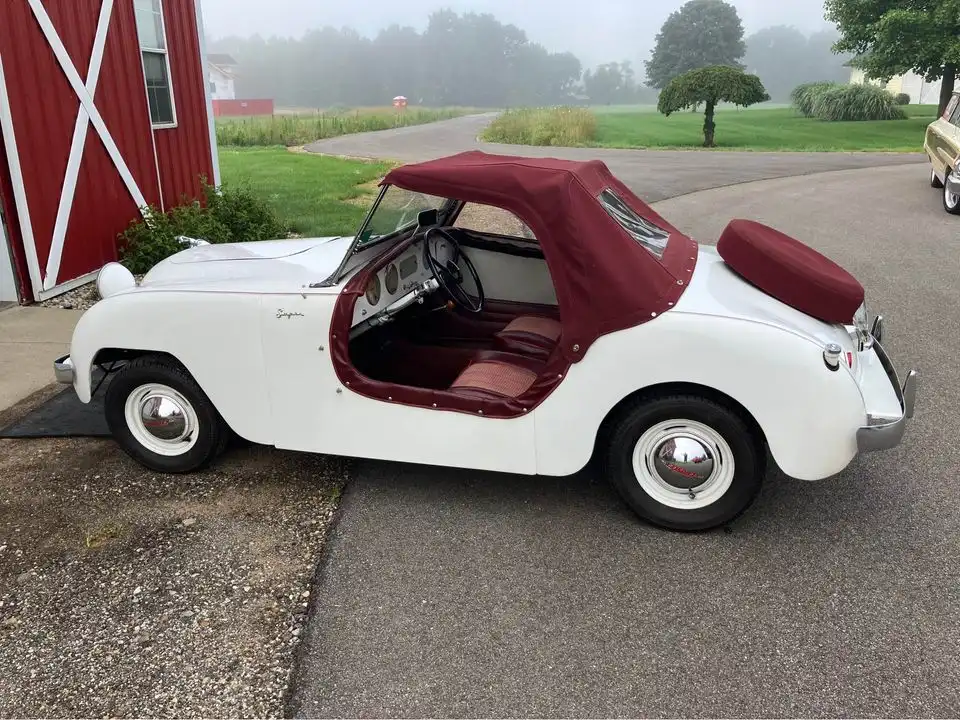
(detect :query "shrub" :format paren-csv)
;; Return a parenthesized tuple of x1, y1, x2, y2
(811, 83, 908, 121)
(790, 81, 838, 117)
(118, 182, 288, 274)
(481, 107, 598, 146)
(895, 92, 911, 105)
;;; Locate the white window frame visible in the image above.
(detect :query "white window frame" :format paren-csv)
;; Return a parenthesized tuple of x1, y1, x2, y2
(135, 0, 177, 129)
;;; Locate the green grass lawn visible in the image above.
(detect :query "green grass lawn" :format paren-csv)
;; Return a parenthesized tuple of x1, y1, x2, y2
(593, 105, 937, 152)
(218, 147, 393, 236)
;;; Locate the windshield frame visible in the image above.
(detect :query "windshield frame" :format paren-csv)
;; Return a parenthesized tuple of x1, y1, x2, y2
(320, 184, 455, 286)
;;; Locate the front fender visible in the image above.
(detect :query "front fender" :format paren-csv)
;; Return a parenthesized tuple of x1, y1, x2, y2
(533, 313, 865, 480)
(68, 290, 274, 444)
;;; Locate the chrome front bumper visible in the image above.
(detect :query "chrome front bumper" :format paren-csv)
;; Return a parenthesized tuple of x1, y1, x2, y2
(856, 318, 917, 453)
(54, 354, 75, 384)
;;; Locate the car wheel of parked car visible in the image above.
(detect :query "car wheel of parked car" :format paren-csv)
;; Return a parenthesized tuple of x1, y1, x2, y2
(931, 166, 944, 188)
(603, 394, 764, 531)
(105, 355, 230, 473)
(944, 171, 960, 214)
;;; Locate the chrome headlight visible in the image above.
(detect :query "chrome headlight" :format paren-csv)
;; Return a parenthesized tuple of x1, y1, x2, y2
(852, 301, 874, 350)
(96, 262, 136, 299)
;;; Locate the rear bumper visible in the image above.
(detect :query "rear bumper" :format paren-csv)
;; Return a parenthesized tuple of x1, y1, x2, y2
(54, 354, 75, 384)
(856, 322, 917, 453)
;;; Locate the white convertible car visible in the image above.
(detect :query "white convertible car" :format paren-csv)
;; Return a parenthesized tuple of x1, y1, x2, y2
(53, 151, 917, 530)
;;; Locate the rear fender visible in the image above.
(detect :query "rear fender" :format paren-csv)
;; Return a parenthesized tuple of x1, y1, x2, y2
(533, 313, 865, 481)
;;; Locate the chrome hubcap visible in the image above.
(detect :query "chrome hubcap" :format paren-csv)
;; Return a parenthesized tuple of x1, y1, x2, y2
(139, 394, 189, 442)
(124, 383, 199, 457)
(632, 420, 735, 510)
(652, 435, 715, 490)
(946, 183, 958, 208)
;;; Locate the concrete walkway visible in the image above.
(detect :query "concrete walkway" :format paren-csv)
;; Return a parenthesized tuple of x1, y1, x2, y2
(0, 305, 79, 411)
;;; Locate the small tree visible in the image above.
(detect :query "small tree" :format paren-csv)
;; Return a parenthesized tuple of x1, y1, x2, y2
(657, 66, 769, 147)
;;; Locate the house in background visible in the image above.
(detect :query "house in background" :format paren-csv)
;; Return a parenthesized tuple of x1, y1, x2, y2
(208, 52, 236, 100)
(849, 68, 943, 105)
(206, 52, 274, 117)
(0, 0, 220, 303)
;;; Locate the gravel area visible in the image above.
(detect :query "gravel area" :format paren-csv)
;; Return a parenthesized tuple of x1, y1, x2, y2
(38, 282, 99, 311)
(0, 426, 348, 718)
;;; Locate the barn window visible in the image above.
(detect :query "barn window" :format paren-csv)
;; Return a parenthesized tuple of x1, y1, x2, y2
(134, 0, 176, 127)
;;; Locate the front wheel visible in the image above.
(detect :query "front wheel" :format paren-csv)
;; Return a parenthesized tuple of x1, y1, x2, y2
(931, 166, 944, 189)
(105, 355, 230, 473)
(602, 395, 764, 531)
(944, 171, 960, 214)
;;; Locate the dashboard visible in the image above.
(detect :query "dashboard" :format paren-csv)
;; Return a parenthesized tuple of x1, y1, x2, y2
(351, 236, 451, 328)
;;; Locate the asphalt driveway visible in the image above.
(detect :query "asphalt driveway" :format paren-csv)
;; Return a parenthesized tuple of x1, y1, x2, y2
(305, 112, 925, 203)
(292, 119, 958, 718)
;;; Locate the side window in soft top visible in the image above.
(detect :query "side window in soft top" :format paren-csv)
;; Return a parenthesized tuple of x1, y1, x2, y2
(453, 203, 537, 242)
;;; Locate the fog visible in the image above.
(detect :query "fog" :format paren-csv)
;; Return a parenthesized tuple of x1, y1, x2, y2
(199, 0, 835, 71)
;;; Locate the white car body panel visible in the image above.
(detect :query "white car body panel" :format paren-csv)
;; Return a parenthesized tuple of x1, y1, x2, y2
(259, 293, 537, 473)
(63, 239, 905, 483)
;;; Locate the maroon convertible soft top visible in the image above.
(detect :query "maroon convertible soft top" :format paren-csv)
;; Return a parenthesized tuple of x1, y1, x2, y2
(382, 151, 698, 362)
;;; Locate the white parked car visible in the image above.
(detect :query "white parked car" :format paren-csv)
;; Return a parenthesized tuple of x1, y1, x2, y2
(53, 151, 917, 531)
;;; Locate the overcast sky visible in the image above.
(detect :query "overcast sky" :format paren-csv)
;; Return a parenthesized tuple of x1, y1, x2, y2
(198, 0, 835, 68)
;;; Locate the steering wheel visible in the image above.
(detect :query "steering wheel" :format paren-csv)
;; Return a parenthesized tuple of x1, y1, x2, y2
(423, 227, 485, 313)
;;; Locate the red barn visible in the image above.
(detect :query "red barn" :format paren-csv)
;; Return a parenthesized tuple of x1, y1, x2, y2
(0, 0, 220, 303)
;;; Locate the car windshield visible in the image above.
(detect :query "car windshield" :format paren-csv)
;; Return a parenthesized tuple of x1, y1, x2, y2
(355, 185, 447, 248)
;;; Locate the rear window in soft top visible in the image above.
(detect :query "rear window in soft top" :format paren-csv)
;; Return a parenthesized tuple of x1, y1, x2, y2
(597, 188, 670, 259)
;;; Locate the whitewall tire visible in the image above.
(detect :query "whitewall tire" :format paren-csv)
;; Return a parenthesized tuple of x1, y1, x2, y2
(932, 166, 944, 189)
(105, 355, 230, 473)
(944, 171, 960, 214)
(603, 394, 764, 531)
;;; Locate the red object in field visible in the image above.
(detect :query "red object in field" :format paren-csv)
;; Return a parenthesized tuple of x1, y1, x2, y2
(0, 0, 218, 303)
(716, 219, 865, 324)
(212, 99, 274, 117)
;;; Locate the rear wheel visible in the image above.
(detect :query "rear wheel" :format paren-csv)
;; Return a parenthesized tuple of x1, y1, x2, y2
(602, 394, 764, 531)
(944, 171, 960, 214)
(105, 355, 230, 473)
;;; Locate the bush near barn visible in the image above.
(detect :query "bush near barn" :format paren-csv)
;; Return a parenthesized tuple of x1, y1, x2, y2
(118, 183, 288, 274)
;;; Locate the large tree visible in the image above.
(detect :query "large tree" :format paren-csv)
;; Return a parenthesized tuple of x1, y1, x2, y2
(645, 0, 746, 89)
(657, 66, 769, 147)
(825, 0, 960, 114)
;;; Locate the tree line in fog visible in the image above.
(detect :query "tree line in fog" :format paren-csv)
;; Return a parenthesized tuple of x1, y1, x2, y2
(207, 9, 852, 108)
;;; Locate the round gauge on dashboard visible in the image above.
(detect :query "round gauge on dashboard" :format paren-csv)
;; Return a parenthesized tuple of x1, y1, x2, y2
(384, 264, 399, 295)
(365, 274, 381, 305)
